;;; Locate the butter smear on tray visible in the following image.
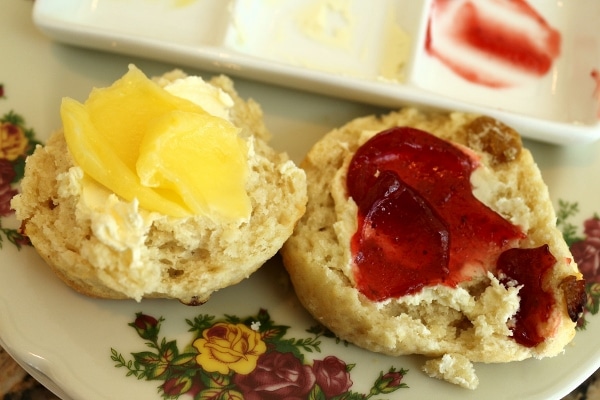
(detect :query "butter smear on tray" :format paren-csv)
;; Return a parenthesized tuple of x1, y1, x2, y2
(227, 0, 412, 82)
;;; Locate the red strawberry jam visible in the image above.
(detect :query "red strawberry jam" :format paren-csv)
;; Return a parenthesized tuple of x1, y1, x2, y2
(346, 126, 573, 348)
(497, 245, 557, 347)
(347, 127, 525, 301)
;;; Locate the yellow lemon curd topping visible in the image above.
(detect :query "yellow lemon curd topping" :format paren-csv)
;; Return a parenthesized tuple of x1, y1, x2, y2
(60, 65, 250, 220)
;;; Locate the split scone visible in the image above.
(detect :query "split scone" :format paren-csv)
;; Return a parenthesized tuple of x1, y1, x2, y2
(11, 65, 307, 304)
(280, 108, 585, 389)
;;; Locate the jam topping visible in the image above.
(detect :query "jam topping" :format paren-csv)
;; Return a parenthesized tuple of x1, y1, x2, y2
(497, 245, 557, 347)
(347, 127, 525, 301)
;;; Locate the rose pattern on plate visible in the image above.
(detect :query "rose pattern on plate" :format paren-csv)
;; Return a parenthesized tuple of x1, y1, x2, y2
(111, 309, 409, 399)
(0, 85, 41, 249)
(556, 200, 600, 328)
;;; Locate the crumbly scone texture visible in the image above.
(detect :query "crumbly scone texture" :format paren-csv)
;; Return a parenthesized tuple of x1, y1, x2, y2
(422, 353, 479, 390)
(280, 108, 581, 388)
(11, 72, 307, 304)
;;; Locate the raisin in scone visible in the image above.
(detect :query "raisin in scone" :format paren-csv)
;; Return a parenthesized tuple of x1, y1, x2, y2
(280, 108, 585, 389)
(11, 65, 307, 304)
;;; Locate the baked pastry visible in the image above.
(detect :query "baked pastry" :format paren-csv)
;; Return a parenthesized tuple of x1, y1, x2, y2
(281, 108, 585, 389)
(11, 66, 307, 304)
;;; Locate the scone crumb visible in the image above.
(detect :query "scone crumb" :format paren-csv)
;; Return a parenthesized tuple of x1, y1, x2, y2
(422, 353, 479, 390)
(250, 321, 261, 331)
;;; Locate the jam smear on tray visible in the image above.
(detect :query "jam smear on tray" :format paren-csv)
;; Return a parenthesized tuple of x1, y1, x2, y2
(426, 0, 561, 87)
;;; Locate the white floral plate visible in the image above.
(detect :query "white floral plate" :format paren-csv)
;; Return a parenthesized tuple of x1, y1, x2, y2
(2, 1, 600, 399)
(31, 0, 600, 145)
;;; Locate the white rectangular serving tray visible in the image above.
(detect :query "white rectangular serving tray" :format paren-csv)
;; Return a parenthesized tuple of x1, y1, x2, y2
(33, 0, 600, 145)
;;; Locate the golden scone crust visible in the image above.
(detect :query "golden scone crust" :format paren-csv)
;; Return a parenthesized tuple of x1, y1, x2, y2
(281, 108, 582, 387)
(11, 73, 307, 304)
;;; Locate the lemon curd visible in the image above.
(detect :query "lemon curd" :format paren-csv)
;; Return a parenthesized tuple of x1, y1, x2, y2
(61, 65, 251, 220)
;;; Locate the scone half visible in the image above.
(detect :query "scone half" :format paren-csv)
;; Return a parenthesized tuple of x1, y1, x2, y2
(12, 67, 307, 304)
(281, 107, 585, 389)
